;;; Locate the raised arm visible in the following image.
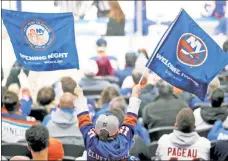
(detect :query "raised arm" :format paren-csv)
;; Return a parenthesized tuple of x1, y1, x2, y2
(73, 87, 96, 148)
(120, 85, 141, 140)
(18, 70, 33, 116)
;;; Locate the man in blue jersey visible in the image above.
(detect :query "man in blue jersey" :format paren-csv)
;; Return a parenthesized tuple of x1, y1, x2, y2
(2, 91, 37, 143)
(73, 85, 141, 160)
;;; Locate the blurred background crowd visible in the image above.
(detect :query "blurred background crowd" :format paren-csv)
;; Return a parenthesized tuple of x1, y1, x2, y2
(1, 0, 228, 161)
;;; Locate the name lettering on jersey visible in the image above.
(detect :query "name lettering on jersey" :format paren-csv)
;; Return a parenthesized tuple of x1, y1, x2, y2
(2, 121, 27, 137)
(168, 147, 197, 158)
(217, 133, 228, 140)
(88, 149, 128, 161)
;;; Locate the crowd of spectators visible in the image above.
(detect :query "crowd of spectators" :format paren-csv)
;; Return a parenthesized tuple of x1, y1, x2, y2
(1, 37, 228, 161)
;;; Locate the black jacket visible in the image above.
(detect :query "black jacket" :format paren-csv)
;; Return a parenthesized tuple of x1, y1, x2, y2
(211, 140, 228, 161)
(139, 84, 157, 118)
(201, 106, 228, 124)
(143, 94, 188, 129)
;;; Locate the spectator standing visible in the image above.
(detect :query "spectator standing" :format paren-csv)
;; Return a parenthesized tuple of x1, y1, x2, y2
(109, 97, 150, 145)
(42, 93, 84, 146)
(143, 81, 188, 129)
(25, 125, 49, 160)
(106, 1, 125, 36)
(2, 91, 37, 143)
(73, 85, 142, 160)
(194, 88, 228, 130)
(156, 108, 210, 160)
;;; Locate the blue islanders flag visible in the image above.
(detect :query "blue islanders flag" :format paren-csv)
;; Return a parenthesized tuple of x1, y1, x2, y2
(2, 9, 79, 71)
(146, 9, 228, 100)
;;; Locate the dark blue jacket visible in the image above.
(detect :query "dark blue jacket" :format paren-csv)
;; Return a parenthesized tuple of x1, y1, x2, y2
(208, 120, 228, 141)
(114, 67, 134, 86)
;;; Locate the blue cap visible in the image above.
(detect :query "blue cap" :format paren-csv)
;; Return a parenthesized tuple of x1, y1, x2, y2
(96, 38, 107, 47)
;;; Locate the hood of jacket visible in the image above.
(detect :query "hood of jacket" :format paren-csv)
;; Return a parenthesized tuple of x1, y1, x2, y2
(51, 108, 78, 128)
(201, 106, 228, 124)
(169, 130, 199, 147)
(96, 136, 135, 159)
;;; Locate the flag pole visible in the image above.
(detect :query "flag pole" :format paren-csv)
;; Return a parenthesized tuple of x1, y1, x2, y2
(138, 50, 157, 85)
(138, 67, 148, 85)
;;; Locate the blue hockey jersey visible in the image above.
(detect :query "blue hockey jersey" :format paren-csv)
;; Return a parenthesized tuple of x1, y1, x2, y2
(75, 96, 141, 161)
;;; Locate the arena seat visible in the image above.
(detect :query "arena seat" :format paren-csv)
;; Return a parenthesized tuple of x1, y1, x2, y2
(2, 143, 31, 160)
(192, 103, 211, 111)
(82, 88, 103, 96)
(196, 127, 212, 138)
(211, 140, 217, 147)
(148, 141, 158, 160)
(29, 107, 48, 122)
(63, 156, 78, 161)
(130, 135, 151, 160)
(86, 95, 100, 102)
(62, 144, 85, 158)
(148, 126, 174, 142)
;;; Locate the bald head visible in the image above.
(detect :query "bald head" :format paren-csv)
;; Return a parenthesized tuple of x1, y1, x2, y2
(59, 92, 75, 109)
(176, 108, 195, 133)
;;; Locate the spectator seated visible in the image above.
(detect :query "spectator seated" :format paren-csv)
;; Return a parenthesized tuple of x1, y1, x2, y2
(120, 68, 148, 97)
(190, 77, 228, 110)
(114, 51, 138, 86)
(155, 108, 210, 160)
(92, 86, 120, 121)
(42, 93, 84, 146)
(208, 120, 228, 141)
(29, 107, 48, 122)
(2, 91, 38, 143)
(194, 88, 228, 131)
(36, 86, 57, 113)
(80, 60, 118, 95)
(143, 81, 188, 130)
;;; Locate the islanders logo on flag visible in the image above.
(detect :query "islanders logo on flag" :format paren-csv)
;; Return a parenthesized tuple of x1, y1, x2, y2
(22, 19, 54, 50)
(176, 33, 208, 67)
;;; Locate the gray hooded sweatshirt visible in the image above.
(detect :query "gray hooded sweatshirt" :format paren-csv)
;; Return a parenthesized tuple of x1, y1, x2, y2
(156, 130, 210, 160)
(43, 108, 84, 146)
